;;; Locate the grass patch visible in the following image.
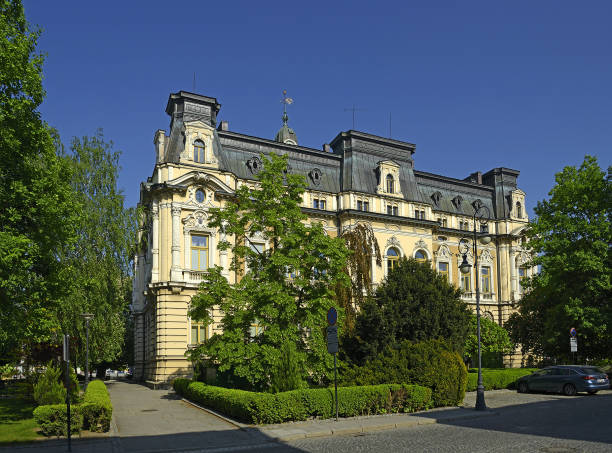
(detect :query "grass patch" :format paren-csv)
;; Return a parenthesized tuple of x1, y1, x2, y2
(0, 397, 44, 444)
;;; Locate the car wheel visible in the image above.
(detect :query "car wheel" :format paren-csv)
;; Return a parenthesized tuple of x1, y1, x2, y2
(518, 382, 529, 393)
(563, 383, 576, 396)
(587, 390, 598, 395)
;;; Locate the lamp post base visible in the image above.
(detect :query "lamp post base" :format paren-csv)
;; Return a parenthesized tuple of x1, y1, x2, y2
(475, 385, 487, 410)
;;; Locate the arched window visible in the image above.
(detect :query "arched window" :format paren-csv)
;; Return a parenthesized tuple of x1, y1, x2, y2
(387, 247, 399, 273)
(194, 140, 205, 163)
(415, 250, 427, 264)
(516, 202, 522, 218)
(386, 174, 394, 194)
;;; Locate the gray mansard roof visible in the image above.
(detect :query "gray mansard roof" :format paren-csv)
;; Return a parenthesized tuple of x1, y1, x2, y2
(160, 91, 521, 221)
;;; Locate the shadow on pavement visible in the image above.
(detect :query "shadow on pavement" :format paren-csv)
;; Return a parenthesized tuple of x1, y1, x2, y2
(0, 429, 306, 453)
(428, 391, 612, 445)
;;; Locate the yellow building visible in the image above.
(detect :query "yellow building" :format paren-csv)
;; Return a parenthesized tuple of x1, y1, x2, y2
(132, 91, 532, 386)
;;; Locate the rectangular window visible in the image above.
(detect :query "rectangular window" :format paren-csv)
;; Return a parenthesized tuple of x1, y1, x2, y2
(387, 205, 393, 215)
(481, 266, 491, 294)
(438, 262, 449, 281)
(442, 218, 447, 227)
(191, 235, 208, 270)
(190, 322, 207, 344)
(357, 200, 362, 211)
(363, 201, 369, 211)
(461, 272, 471, 292)
(313, 198, 326, 210)
(393, 206, 398, 216)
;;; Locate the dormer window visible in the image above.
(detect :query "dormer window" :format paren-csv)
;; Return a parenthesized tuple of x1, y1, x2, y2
(516, 202, 522, 218)
(431, 191, 442, 207)
(386, 174, 395, 194)
(452, 195, 463, 209)
(193, 140, 205, 163)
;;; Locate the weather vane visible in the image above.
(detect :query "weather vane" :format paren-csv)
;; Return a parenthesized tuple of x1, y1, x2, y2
(280, 89, 293, 124)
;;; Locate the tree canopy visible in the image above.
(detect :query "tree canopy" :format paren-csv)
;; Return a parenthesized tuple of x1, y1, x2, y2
(188, 153, 350, 391)
(343, 257, 471, 365)
(58, 131, 137, 371)
(0, 0, 78, 358)
(507, 155, 611, 360)
(464, 314, 512, 365)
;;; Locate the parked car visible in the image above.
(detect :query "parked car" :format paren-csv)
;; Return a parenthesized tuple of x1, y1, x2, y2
(517, 365, 610, 396)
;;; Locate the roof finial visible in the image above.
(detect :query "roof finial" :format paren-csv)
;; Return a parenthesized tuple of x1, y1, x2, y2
(280, 89, 293, 125)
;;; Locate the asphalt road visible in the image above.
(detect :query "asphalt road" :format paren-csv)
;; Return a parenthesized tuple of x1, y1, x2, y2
(275, 390, 612, 453)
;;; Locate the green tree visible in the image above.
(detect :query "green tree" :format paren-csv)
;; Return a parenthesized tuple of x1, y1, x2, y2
(344, 257, 471, 365)
(188, 153, 350, 391)
(507, 155, 611, 360)
(0, 0, 78, 358)
(58, 131, 137, 372)
(464, 315, 513, 367)
(335, 223, 381, 333)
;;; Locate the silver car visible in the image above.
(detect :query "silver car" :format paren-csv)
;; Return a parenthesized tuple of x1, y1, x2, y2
(517, 365, 610, 396)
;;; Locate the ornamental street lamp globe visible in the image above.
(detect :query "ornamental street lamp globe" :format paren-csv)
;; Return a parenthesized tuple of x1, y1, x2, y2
(459, 256, 472, 274)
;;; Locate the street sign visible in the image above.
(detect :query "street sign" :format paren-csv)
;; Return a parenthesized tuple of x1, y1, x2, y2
(327, 307, 337, 326)
(570, 338, 577, 352)
(570, 328, 577, 337)
(327, 325, 338, 354)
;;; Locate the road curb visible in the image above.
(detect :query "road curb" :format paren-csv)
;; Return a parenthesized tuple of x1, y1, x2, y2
(261, 409, 499, 442)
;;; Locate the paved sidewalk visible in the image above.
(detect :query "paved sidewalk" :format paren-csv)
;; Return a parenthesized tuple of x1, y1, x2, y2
(0, 382, 507, 453)
(107, 380, 275, 452)
(258, 406, 497, 442)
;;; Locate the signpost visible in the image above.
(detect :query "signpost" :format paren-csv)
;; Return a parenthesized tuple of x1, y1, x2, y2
(569, 328, 577, 363)
(63, 335, 71, 452)
(326, 307, 338, 421)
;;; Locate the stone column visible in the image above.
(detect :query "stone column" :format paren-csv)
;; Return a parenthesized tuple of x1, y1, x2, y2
(151, 203, 159, 283)
(509, 246, 517, 298)
(171, 204, 182, 281)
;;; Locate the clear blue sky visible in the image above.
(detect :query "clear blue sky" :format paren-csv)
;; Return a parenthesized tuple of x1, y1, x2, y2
(24, 0, 611, 214)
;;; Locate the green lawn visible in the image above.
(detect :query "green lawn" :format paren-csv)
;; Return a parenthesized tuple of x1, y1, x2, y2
(0, 397, 44, 444)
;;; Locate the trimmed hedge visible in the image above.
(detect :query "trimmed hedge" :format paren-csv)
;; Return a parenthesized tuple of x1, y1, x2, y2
(33, 404, 83, 437)
(33, 379, 113, 436)
(466, 368, 538, 391)
(340, 340, 467, 407)
(173, 378, 432, 424)
(81, 380, 112, 432)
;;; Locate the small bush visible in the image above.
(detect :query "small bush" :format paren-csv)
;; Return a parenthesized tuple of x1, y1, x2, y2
(340, 339, 467, 407)
(81, 380, 112, 432)
(173, 379, 432, 424)
(33, 363, 65, 405)
(33, 404, 82, 437)
(466, 368, 538, 391)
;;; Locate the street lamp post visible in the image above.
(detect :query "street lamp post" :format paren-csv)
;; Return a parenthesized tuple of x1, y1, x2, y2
(81, 313, 94, 389)
(458, 205, 491, 411)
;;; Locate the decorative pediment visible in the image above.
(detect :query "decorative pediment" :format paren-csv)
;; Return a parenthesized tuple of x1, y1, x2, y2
(472, 199, 483, 211)
(169, 171, 233, 193)
(516, 251, 531, 266)
(479, 249, 493, 264)
(386, 236, 401, 249)
(435, 244, 452, 260)
(182, 210, 209, 231)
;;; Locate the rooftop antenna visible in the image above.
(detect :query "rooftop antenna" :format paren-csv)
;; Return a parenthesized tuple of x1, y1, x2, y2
(280, 89, 293, 124)
(389, 112, 392, 138)
(344, 105, 366, 130)
(193, 72, 196, 91)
